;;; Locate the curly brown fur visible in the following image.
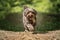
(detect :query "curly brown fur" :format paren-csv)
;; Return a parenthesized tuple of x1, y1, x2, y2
(23, 6, 37, 32)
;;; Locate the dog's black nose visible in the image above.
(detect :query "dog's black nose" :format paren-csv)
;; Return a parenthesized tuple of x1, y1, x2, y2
(31, 15, 33, 17)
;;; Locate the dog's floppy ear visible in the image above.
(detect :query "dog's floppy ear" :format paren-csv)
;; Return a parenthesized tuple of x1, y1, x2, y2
(33, 9, 37, 15)
(23, 5, 28, 10)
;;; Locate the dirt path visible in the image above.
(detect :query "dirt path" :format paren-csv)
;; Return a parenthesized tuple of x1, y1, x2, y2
(0, 30, 60, 40)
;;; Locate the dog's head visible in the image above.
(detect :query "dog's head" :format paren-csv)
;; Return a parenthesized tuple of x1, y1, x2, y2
(23, 6, 37, 20)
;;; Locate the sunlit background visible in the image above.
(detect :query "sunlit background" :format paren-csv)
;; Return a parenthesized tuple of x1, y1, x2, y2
(0, 0, 60, 32)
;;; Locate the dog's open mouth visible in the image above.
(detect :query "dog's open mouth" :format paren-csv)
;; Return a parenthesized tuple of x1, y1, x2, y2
(29, 18, 32, 20)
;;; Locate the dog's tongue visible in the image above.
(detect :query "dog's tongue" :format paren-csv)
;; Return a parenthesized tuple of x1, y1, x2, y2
(29, 18, 33, 21)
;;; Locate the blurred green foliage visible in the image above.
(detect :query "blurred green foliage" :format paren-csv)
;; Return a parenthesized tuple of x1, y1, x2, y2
(0, 0, 60, 31)
(36, 13, 60, 32)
